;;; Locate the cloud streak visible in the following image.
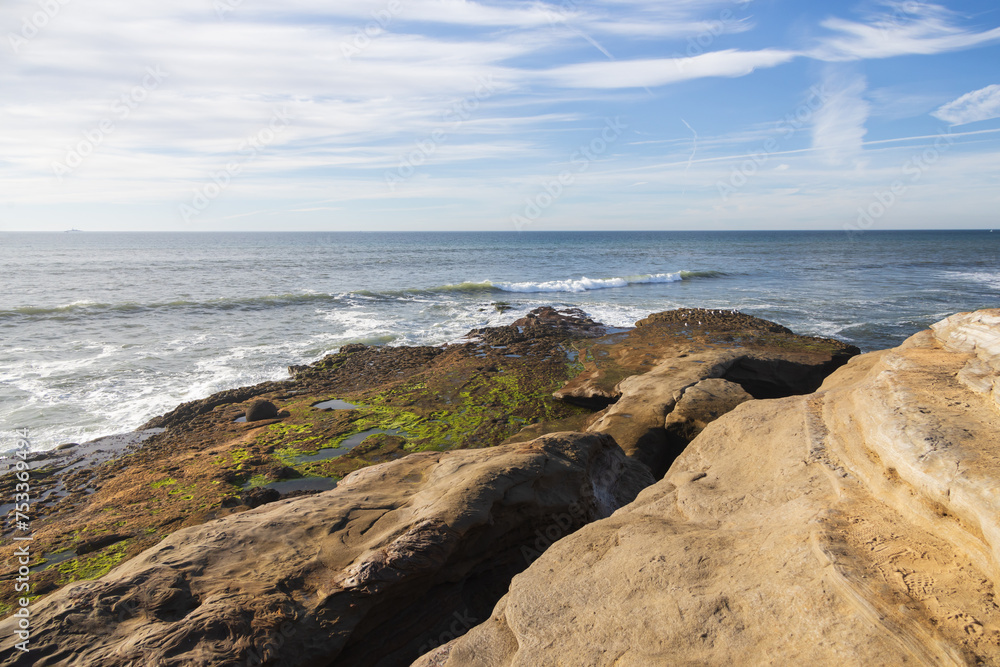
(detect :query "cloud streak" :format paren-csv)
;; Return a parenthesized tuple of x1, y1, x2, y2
(0, 0, 998, 230)
(933, 84, 1000, 126)
(813, 2, 1000, 61)
(540, 49, 799, 89)
(811, 70, 870, 165)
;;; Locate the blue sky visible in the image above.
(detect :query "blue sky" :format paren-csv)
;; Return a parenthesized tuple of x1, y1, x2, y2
(1, 0, 998, 231)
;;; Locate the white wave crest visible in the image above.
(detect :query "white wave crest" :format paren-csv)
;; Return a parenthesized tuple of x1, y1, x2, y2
(495, 272, 682, 294)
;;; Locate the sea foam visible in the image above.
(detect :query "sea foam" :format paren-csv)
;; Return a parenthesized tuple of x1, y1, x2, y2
(495, 272, 683, 293)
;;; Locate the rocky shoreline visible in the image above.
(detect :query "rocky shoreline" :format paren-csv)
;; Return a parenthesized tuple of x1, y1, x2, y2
(4, 307, 998, 665)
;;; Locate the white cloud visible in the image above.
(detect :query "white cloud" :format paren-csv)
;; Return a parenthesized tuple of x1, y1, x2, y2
(540, 49, 798, 89)
(814, 2, 1000, 61)
(1, 0, 999, 231)
(932, 85, 1000, 126)
(811, 70, 870, 165)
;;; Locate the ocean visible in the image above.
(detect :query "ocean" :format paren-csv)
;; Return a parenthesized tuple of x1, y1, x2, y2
(2, 230, 998, 451)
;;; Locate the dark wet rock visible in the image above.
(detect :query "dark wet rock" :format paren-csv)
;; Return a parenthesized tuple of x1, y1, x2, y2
(245, 400, 279, 422)
(265, 465, 301, 481)
(241, 487, 280, 508)
(636, 307, 792, 333)
(77, 534, 131, 556)
(215, 469, 241, 484)
(471, 306, 606, 346)
(140, 382, 286, 430)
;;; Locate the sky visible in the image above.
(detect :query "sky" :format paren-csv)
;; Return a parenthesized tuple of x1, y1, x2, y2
(1, 0, 999, 232)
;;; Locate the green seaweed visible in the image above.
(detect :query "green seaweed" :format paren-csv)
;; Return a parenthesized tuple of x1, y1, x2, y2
(56, 541, 131, 585)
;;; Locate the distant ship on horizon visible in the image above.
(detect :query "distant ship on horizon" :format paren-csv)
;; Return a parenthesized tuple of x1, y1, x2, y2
(64, 228, 83, 233)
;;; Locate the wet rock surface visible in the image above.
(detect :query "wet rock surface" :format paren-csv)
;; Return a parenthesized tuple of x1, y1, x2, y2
(245, 399, 279, 422)
(0, 308, 600, 619)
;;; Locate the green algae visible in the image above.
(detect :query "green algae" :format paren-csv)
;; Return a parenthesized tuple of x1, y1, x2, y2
(245, 353, 587, 480)
(150, 477, 177, 489)
(244, 474, 270, 489)
(56, 541, 131, 585)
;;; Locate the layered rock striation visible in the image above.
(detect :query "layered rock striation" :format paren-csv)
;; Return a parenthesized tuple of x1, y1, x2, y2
(421, 309, 1000, 665)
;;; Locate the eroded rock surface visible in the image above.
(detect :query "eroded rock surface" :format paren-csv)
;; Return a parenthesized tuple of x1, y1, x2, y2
(0, 305, 863, 659)
(0, 432, 652, 666)
(558, 308, 859, 477)
(420, 309, 1000, 666)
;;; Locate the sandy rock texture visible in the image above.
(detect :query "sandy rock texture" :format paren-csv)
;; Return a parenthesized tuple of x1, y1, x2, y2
(0, 433, 652, 667)
(418, 309, 1000, 666)
(557, 308, 859, 477)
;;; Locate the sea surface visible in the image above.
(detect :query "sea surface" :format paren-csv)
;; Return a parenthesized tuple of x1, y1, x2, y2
(2, 230, 998, 451)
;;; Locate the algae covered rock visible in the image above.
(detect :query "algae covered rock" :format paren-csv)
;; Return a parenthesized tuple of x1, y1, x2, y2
(0, 432, 653, 666)
(0, 307, 597, 620)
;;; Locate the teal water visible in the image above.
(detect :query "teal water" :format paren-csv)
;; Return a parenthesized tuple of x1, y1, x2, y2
(1, 230, 998, 450)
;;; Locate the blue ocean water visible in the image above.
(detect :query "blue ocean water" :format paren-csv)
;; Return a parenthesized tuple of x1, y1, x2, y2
(1, 230, 998, 450)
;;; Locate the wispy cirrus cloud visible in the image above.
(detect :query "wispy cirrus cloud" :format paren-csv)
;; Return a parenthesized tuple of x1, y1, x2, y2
(813, 1, 1000, 61)
(1, 0, 999, 230)
(539, 49, 799, 89)
(811, 69, 870, 165)
(932, 84, 1000, 126)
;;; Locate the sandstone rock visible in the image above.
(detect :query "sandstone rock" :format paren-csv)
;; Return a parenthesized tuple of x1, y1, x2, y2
(662, 378, 752, 469)
(0, 432, 652, 667)
(560, 308, 859, 477)
(245, 399, 279, 422)
(420, 310, 1000, 666)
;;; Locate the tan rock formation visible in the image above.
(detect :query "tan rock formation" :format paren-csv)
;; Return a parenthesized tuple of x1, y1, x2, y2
(0, 433, 652, 667)
(418, 309, 1000, 666)
(556, 308, 859, 477)
(663, 378, 753, 446)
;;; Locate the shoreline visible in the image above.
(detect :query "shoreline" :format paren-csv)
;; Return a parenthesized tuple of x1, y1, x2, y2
(0, 306, 859, 626)
(4, 307, 998, 664)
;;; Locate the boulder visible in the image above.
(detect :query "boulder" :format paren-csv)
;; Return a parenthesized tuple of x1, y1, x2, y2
(0, 432, 653, 667)
(245, 399, 279, 422)
(418, 309, 1000, 666)
(240, 486, 280, 508)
